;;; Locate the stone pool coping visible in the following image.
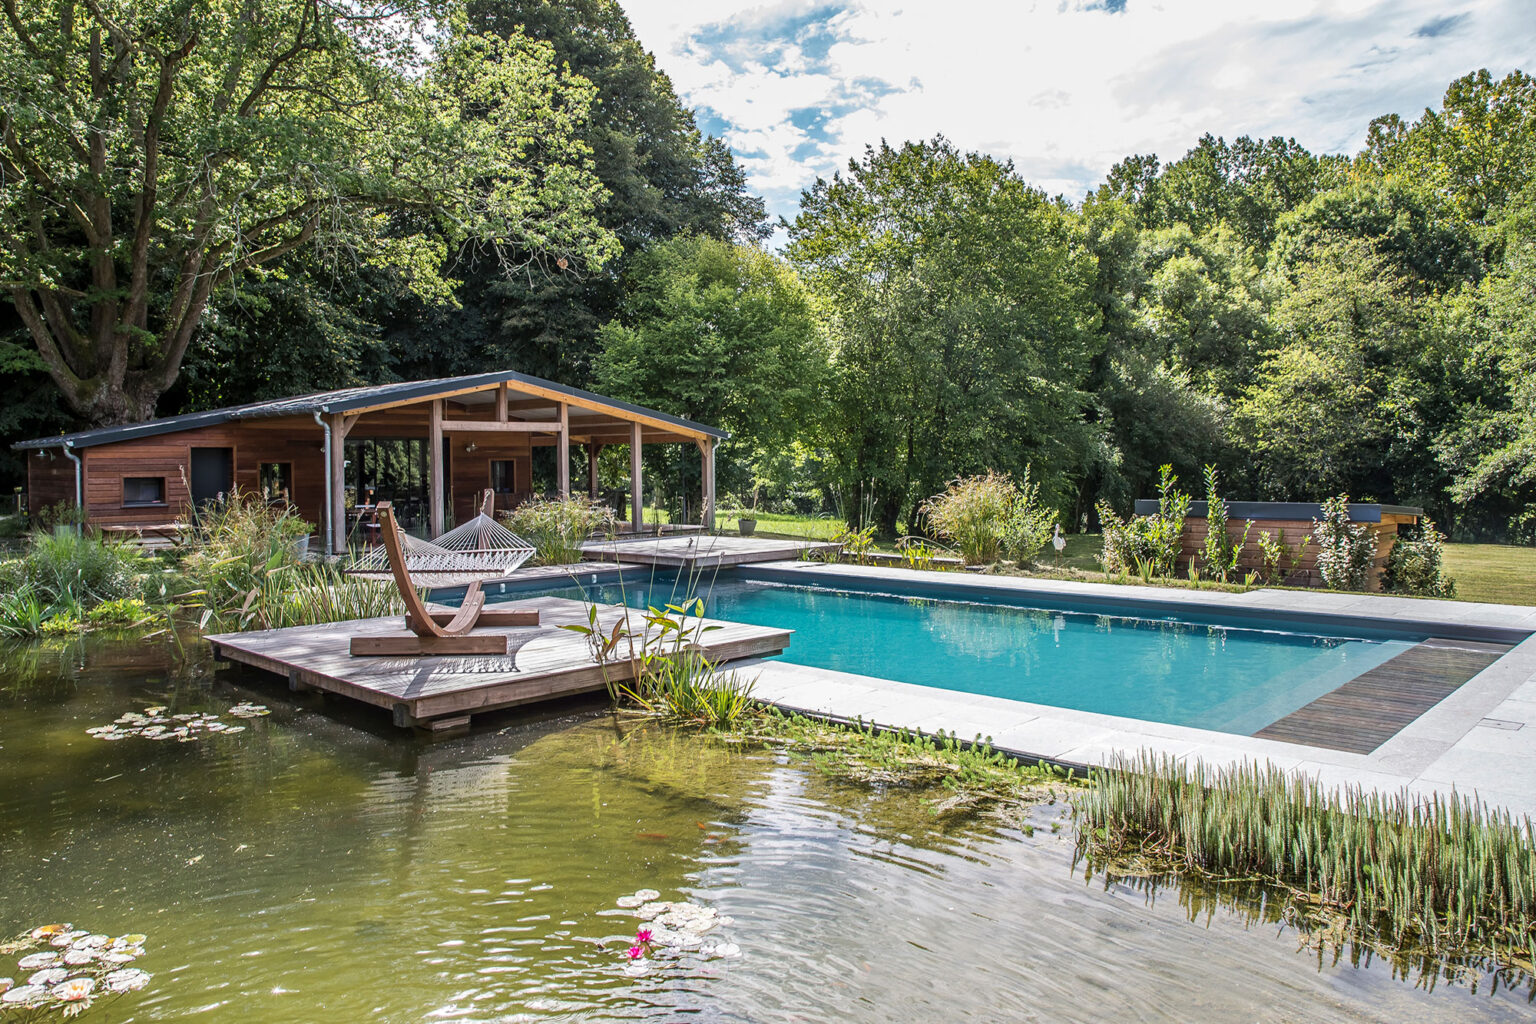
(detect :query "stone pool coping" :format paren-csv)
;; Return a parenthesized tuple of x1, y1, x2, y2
(730, 561, 1536, 817)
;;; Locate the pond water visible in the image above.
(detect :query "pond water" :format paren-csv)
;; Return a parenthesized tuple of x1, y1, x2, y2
(1, 635, 1532, 1022)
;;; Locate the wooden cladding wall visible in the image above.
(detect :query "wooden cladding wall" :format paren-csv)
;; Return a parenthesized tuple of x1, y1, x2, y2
(1177, 517, 1410, 591)
(449, 435, 531, 523)
(75, 417, 326, 529)
(26, 451, 77, 513)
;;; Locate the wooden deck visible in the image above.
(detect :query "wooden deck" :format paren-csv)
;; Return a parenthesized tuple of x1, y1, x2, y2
(205, 596, 791, 730)
(1254, 637, 1512, 753)
(583, 534, 840, 570)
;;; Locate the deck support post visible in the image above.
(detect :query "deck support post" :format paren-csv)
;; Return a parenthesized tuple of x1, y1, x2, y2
(630, 421, 643, 531)
(586, 443, 602, 500)
(698, 437, 715, 531)
(429, 399, 445, 537)
(495, 382, 508, 422)
(327, 412, 350, 554)
(556, 402, 570, 499)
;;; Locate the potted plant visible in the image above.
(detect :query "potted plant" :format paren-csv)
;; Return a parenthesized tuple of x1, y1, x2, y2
(739, 485, 763, 537)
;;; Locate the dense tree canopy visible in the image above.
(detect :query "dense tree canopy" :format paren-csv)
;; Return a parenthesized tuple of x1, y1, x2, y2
(0, 0, 619, 425)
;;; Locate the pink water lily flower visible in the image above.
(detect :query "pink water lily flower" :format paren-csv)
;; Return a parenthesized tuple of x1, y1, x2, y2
(625, 946, 644, 960)
(635, 929, 653, 945)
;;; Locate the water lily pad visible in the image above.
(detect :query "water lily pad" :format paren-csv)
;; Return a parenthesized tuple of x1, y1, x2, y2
(28, 967, 68, 986)
(103, 968, 150, 992)
(28, 925, 69, 941)
(17, 952, 60, 970)
(61, 949, 94, 966)
(2, 984, 47, 1004)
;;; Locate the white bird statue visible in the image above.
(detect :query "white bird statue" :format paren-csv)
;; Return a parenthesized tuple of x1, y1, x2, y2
(1052, 523, 1066, 566)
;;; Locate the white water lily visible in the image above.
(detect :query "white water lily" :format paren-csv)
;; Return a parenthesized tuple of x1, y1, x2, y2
(51, 976, 94, 1002)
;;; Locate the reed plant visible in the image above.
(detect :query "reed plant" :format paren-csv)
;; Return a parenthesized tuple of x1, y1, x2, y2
(620, 647, 758, 727)
(1076, 752, 1536, 972)
(502, 496, 615, 565)
(193, 561, 405, 632)
(921, 469, 1055, 566)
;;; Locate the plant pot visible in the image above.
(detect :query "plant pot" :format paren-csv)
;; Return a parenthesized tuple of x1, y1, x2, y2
(291, 534, 311, 559)
(738, 518, 757, 537)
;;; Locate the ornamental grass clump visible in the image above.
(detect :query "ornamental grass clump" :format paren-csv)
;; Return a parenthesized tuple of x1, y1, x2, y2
(502, 496, 615, 566)
(920, 469, 1054, 566)
(1076, 752, 1536, 972)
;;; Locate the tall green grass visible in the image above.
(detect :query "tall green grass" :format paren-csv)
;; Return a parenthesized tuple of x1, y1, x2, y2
(502, 497, 614, 566)
(1076, 752, 1536, 970)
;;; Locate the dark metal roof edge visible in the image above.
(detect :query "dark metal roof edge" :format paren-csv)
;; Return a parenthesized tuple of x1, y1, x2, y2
(12, 371, 729, 451)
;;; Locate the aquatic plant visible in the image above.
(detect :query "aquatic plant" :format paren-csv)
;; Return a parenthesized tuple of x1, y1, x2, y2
(608, 890, 740, 974)
(0, 924, 151, 1019)
(621, 648, 758, 727)
(921, 469, 1054, 566)
(84, 702, 268, 742)
(501, 496, 615, 566)
(0, 529, 150, 608)
(1075, 752, 1536, 974)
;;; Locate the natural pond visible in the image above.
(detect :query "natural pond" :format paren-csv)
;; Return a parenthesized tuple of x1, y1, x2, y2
(2, 634, 1533, 1022)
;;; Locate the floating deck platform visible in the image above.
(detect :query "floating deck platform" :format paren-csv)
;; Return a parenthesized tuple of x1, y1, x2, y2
(205, 596, 791, 730)
(583, 534, 840, 570)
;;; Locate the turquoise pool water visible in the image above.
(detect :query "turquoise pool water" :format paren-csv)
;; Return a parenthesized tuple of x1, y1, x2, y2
(530, 576, 1420, 735)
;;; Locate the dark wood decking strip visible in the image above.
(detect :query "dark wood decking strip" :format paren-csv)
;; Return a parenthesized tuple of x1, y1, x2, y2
(1254, 638, 1512, 754)
(205, 596, 791, 728)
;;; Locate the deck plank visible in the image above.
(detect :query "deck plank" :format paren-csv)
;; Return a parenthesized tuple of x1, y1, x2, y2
(1253, 637, 1511, 753)
(205, 596, 791, 726)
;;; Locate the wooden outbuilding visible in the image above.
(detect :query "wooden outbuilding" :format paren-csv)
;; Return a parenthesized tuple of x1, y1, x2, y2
(1131, 500, 1424, 591)
(14, 371, 724, 553)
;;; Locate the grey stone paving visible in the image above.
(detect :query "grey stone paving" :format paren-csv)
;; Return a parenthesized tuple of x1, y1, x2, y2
(732, 562, 1536, 817)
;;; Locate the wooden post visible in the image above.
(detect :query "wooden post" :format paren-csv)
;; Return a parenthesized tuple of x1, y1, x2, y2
(586, 443, 602, 500)
(495, 382, 508, 422)
(328, 412, 348, 554)
(556, 402, 570, 499)
(429, 399, 445, 537)
(699, 437, 715, 531)
(630, 421, 643, 531)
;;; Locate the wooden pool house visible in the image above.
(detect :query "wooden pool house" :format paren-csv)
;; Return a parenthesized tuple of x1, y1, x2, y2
(14, 371, 725, 552)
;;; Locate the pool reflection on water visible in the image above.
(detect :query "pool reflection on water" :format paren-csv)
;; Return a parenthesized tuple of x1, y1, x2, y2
(0, 636, 1530, 1023)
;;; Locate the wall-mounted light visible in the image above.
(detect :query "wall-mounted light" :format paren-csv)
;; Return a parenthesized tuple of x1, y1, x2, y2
(464, 442, 479, 453)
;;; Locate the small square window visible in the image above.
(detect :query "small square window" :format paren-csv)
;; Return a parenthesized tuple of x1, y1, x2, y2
(123, 477, 165, 506)
(259, 462, 293, 501)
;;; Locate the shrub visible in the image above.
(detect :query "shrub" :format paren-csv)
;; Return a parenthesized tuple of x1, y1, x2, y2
(1311, 494, 1375, 591)
(2, 528, 149, 607)
(1098, 464, 1190, 577)
(502, 496, 615, 565)
(1255, 528, 1310, 586)
(1199, 465, 1252, 583)
(920, 469, 1055, 566)
(1383, 517, 1456, 598)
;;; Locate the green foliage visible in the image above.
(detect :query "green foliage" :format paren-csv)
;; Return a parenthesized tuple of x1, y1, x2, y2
(1097, 465, 1191, 576)
(788, 137, 1098, 535)
(621, 648, 757, 728)
(502, 497, 615, 565)
(1077, 752, 1536, 973)
(1311, 494, 1377, 591)
(920, 470, 1055, 566)
(0, 529, 149, 607)
(1198, 464, 1253, 582)
(0, 0, 617, 424)
(174, 492, 329, 629)
(1255, 528, 1310, 586)
(1383, 518, 1457, 598)
(593, 234, 829, 494)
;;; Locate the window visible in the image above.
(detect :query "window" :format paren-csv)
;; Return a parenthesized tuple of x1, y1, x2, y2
(259, 462, 293, 501)
(122, 477, 166, 506)
(490, 460, 518, 494)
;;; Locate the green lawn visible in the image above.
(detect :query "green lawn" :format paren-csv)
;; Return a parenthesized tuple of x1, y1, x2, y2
(1441, 543, 1536, 606)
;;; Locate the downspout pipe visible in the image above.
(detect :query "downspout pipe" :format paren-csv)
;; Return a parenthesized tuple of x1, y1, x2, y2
(315, 411, 333, 557)
(62, 443, 83, 533)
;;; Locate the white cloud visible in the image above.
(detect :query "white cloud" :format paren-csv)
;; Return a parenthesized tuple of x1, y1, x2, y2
(620, 0, 1535, 232)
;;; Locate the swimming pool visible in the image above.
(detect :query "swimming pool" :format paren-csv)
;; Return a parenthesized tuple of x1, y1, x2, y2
(514, 573, 1427, 736)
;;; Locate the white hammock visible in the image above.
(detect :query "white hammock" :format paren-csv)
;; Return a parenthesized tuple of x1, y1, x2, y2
(347, 505, 535, 588)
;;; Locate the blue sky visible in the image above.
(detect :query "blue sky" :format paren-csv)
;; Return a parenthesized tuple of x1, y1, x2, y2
(620, 0, 1535, 237)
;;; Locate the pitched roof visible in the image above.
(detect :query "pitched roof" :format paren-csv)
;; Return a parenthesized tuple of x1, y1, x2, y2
(13, 370, 727, 450)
